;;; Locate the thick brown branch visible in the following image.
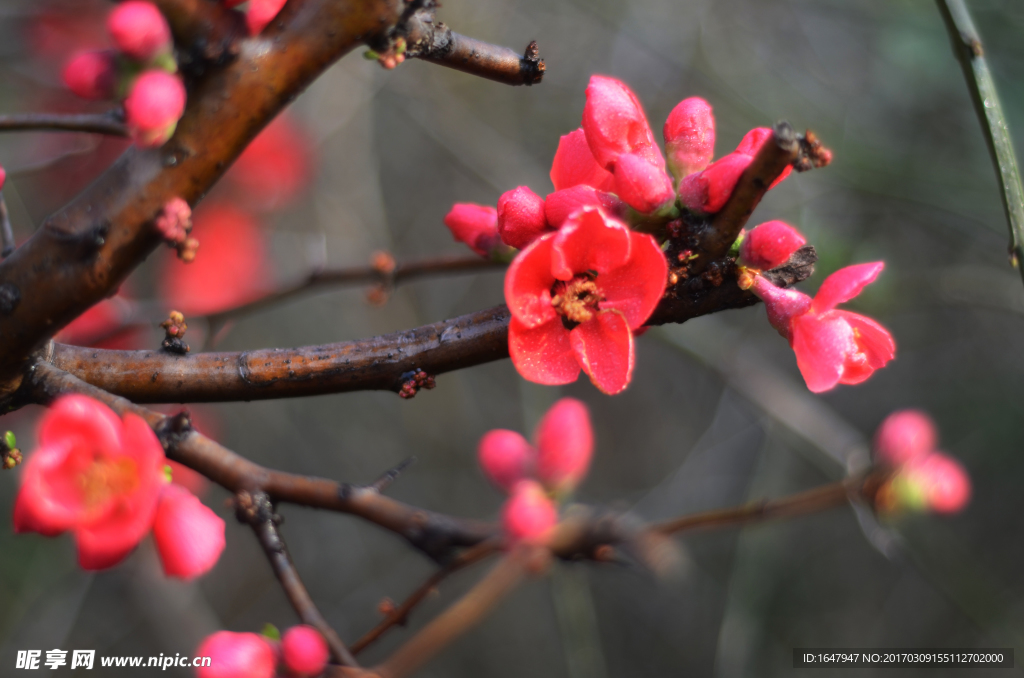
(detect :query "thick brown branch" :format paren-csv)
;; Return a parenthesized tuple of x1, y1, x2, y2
(152, 0, 245, 65)
(0, 0, 404, 387)
(22, 362, 495, 562)
(0, 112, 128, 137)
(401, 8, 544, 86)
(0, 193, 13, 259)
(241, 490, 358, 667)
(45, 248, 814, 403)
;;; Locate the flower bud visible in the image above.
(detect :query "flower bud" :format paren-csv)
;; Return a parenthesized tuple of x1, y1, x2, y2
(155, 197, 192, 244)
(0, 163, 5, 190)
(664, 96, 715, 180)
(891, 452, 971, 514)
(443, 203, 500, 257)
(196, 631, 276, 678)
(874, 410, 937, 466)
(281, 625, 329, 677)
(107, 2, 171, 62)
(62, 50, 118, 100)
(246, 0, 289, 35)
(582, 75, 662, 169)
(534, 398, 593, 495)
(739, 220, 806, 270)
(123, 70, 186, 148)
(478, 429, 534, 492)
(497, 186, 550, 249)
(152, 484, 226, 579)
(612, 153, 676, 214)
(677, 152, 751, 214)
(735, 127, 792, 189)
(544, 185, 624, 228)
(502, 480, 558, 545)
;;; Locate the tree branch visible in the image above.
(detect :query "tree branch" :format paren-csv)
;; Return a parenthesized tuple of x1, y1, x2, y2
(42, 248, 815, 403)
(152, 0, 245, 66)
(0, 112, 128, 137)
(937, 0, 1024, 288)
(0, 192, 13, 259)
(241, 490, 358, 667)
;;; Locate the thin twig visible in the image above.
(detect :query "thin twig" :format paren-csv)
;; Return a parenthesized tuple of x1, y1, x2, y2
(0, 191, 13, 258)
(350, 539, 501, 655)
(242, 491, 358, 667)
(937, 0, 1024, 288)
(370, 457, 417, 493)
(0, 112, 128, 136)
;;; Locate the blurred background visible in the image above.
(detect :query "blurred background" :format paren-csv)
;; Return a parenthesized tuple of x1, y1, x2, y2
(1, 0, 1024, 675)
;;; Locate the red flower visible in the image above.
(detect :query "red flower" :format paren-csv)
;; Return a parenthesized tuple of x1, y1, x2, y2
(443, 203, 501, 257)
(14, 395, 165, 569)
(107, 2, 171, 62)
(750, 263, 895, 393)
(739, 220, 806, 270)
(281, 625, 329, 677)
(160, 202, 268, 315)
(224, 113, 312, 212)
(152, 484, 225, 580)
(196, 631, 276, 678)
(505, 207, 667, 394)
(123, 70, 186, 148)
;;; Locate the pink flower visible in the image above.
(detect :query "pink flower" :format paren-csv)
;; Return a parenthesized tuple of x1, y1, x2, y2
(739, 220, 806, 270)
(874, 410, 937, 467)
(246, 0, 289, 35)
(62, 50, 117, 100)
(152, 484, 225, 580)
(281, 625, 329, 677)
(497, 186, 551, 249)
(444, 203, 501, 257)
(107, 2, 171, 62)
(14, 395, 165, 570)
(224, 113, 312, 212)
(502, 480, 558, 545)
(679, 127, 793, 214)
(664, 96, 715, 180)
(750, 263, 895, 393)
(123, 70, 186, 148)
(478, 429, 534, 492)
(505, 207, 667, 394)
(196, 631, 276, 678)
(582, 76, 674, 214)
(550, 128, 615, 193)
(477, 398, 594, 496)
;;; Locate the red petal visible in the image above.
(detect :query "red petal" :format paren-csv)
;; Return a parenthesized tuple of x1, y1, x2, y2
(611, 153, 675, 214)
(582, 76, 663, 169)
(598, 231, 668, 328)
(152, 484, 226, 579)
(570, 310, 635, 394)
(544, 185, 624, 228)
(74, 490, 159, 570)
(504, 235, 558, 327)
(15, 440, 83, 533)
(38, 394, 123, 451)
(13, 482, 68, 537)
(734, 127, 791, 188)
(834, 310, 895, 386)
(534, 398, 593, 493)
(813, 262, 884, 312)
(678, 153, 750, 214)
(790, 312, 856, 393)
(550, 128, 616, 192)
(551, 208, 631, 280)
(508, 316, 580, 386)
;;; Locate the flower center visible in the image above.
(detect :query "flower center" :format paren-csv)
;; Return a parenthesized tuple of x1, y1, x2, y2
(551, 276, 603, 326)
(78, 455, 139, 509)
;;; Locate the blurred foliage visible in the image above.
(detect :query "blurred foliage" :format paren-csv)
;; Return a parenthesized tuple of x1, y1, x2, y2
(2, 0, 1024, 676)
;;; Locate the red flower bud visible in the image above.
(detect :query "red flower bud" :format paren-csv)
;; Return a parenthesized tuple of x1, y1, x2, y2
(62, 50, 118, 100)
(498, 186, 550, 250)
(739, 220, 806, 270)
(281, 625, 329, 677)
(478, 430, 534, 492)
(677, 152, 751, 214)
(900, 452, 971, 514)
(735, 127, 792, 188)
(123, 70, 186, 148)
(196, 631, 276, 678)
(664, 96, 715, 180)
(152, 484, 225, 580)
(107, 2, 171, 62)
(443, 203, 500, 257)
(0, 163, 5, 190)
(611, 152, 675, 214)
(874, 410, 937, 467)
(502, 480, 557, 545)
(582, 75, 663, 170)
(246, 0, 288, 35)
(534, 398, 593, 494)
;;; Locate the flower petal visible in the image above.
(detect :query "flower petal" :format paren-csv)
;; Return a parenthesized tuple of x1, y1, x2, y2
(598, 232, 668, 328)
(504, 234, 558, 327)
(570, 310, 635, 394)
(677, 152, 750, 214)
(813, 262, 884, 312)
(544, 185, 623, 228)
(152, 484, 226, 580)
(790, 312, 856, 393)
(550, 128, 615, 192)
(75, 491, 159, 570)
(508, 316, 580, 386)
(834, 310, 896, 385)
(38, 394, 123, 452)
(551, 207, 631, 280)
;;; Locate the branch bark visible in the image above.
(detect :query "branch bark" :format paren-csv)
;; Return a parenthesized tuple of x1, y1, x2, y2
(152, 0, 246, 66)
(0, 112, 128, 137)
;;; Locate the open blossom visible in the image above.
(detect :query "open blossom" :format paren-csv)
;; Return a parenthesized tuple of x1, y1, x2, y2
(750, 262, 895, 393)
(15, 395, 225, 577)
(872, 410, 970, 514)
(281, 625, 329, 677)
(196, 631, 276, 678)
(123, 70, 186, 148)
(739, 220, 806, 270)
(505, 207, 667, 394)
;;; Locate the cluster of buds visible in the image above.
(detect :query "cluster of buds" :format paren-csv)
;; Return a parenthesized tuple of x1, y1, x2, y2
(2, 431, 21, 470)
(195, 624, 328, 678)
(872, 410, 971, 515)
(63, 2, 185, 148)
(364, 36, 407, 70)
(154, 197, 199, 262)
(398, 369, 437, 399)
(160, 310, 189, 355)
(478, 398, 594, 545)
